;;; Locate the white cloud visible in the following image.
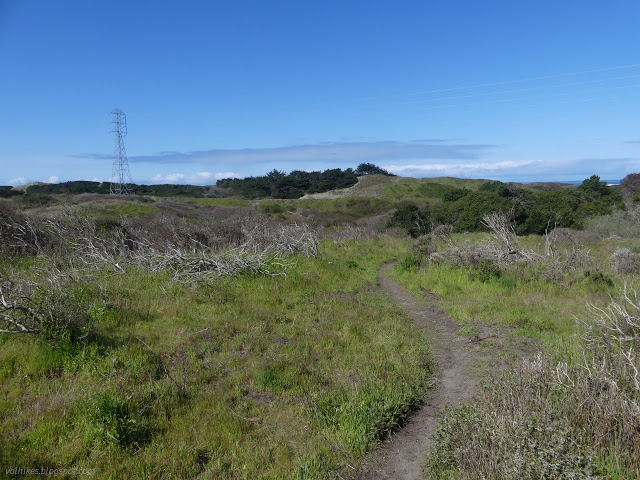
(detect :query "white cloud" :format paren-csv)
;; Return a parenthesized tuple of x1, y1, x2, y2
(46, 176, 59, 183)
(150, 171, 242, 184)
(125, 141, 495, 166)
(7, 177, 28, 186)
(381, 157, 639, 182)
(214, 171, 242, 180)
(384, 160, 535, 177)
(164, 173, 186, 182)
(151, 174, 166, 182)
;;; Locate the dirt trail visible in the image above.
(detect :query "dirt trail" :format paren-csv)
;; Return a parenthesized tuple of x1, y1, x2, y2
(353, 262, 505, 480)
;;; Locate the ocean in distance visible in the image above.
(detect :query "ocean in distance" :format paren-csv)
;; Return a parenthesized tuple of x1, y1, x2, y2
(522, 179, 620, 186)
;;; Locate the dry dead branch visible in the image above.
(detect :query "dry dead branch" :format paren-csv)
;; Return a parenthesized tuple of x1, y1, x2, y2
(481, 209, 535, 262)
(544, 215, 561, 257)
(611, 247, 640, 274)
(431, 224, 453, 246)
(581, 286, 640, 396)
(0, 282, 40, 334)
(0, 206, 46, 255)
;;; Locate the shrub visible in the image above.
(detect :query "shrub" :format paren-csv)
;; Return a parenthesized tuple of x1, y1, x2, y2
(387, 203, 430, 237)
(425, 290, 640, 479)
(20, 193, 57, 208)
(0, 203, 46, 255)
(354, 163, 394, 176)
(0, 186, 23, 198)
(611, 248, 640, 273)
(260, 202, 288, 215)
(585, 206, 640, 238)
(425, 356, 598, 480)
(398, 251, 425, 270)
(429, 241, 501, 268)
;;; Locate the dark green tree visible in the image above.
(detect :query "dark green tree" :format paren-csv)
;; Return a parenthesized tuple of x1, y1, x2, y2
(388, 204, 431, 237)
(354, 163, 395, 176)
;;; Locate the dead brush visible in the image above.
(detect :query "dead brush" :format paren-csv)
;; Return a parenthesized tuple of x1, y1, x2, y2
(0, 203, 49, 255)
(52, 211, 319, 282)
(610, 247, 640, 274)
(131, 247, 289, 282)
(429, 240, 502, 267)
(426, 353, 598, 480)
(427, 211, 536, 270)
(551, 288, 640, 468)
(322, 225, 381, 243)
(240, 216, 318, 257)
(426, 289, 640, 479)
(124, 214, 246, 252)
(0, 279, 92, 341)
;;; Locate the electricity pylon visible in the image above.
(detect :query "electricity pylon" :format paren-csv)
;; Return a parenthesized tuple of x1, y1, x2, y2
(110, 108, 133, 195)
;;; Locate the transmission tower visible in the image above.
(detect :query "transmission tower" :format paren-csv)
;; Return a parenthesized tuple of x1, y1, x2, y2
(110, 108, 133, 195)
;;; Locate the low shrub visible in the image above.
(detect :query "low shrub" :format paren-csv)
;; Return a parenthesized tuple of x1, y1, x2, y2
(0, 203, 47, 255)
(424, 288, 640, 479)
(585, 205, 640, 239)
(610, 247, 640, 273)
(387, 203, 430, 237)
(425, 356, 597, 480)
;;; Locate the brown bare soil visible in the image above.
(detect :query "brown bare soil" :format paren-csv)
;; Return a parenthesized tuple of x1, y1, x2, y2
(353, 263, 531, 480)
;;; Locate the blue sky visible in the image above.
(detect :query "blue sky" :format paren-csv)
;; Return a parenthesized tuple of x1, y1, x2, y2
(1, 0, 639, 186)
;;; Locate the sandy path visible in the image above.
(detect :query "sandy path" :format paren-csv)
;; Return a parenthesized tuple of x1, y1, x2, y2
(352, 263, 485, 480)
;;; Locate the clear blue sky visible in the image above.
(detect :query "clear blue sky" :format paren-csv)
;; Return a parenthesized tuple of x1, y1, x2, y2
(1, 0, 639, 185)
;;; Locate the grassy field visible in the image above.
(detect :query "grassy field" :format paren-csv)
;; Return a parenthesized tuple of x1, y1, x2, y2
(392, 234, 623, 352)
(2, 181, 640, 479)
(0, 209, 436, 479)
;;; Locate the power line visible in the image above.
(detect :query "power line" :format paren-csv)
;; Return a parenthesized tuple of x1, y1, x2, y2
(294, 62, 640, 110)
(365, 63, 640, 100)
(366, 74, 640, 109)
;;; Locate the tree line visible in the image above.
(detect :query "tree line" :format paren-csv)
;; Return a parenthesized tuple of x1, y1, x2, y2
(2, 163, 395, 200)
(5, 182, 210, 198)
(216, 163, 394, 199)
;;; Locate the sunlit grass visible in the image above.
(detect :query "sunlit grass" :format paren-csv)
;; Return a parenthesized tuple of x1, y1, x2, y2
(389, 237, 638, 360)
(0, 236, 436, 479)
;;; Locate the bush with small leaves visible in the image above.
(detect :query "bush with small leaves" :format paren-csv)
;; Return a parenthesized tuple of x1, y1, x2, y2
(425, 356, 598, 480)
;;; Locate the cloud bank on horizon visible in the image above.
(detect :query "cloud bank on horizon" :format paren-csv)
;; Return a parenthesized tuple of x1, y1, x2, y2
(6, 140, 639, 186)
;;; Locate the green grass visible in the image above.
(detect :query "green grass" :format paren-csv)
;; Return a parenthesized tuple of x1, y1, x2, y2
(7, 187, 638, 479)
(296, 197, 392, 217)
(179, 197, 250, 207)
(380, 177, 484, 202)
(389, 239, 632, 360)
(0, 236, 436, 479)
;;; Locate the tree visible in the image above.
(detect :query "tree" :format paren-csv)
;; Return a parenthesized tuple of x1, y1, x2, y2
(354, 163, 394, 176)
(388, 204, 430, 237)
(578, 175, 610, 197)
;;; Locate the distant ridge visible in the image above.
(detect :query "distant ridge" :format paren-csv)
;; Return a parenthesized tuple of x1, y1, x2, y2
(12, 181, 49, 192)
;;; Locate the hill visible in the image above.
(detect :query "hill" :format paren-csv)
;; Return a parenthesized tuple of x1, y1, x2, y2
(12, 181, 49, 192)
